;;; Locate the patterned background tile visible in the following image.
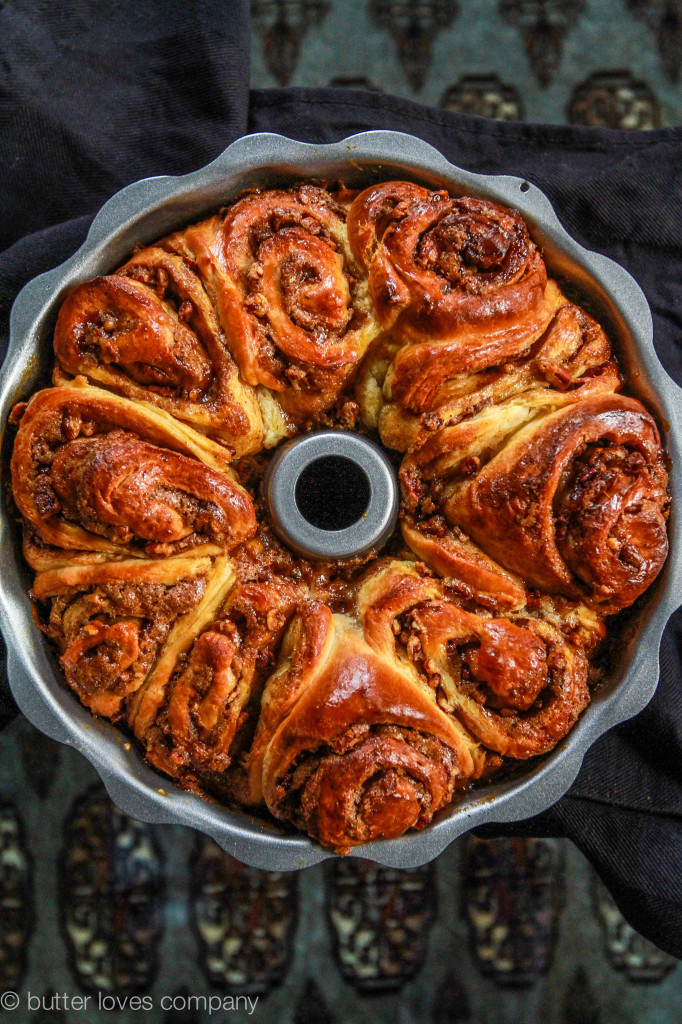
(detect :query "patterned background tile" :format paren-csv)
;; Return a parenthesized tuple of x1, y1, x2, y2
(250, 0, 682, 127)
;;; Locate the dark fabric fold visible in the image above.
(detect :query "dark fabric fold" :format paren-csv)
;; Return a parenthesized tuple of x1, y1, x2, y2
(1, 4, 681, 958)
(0, 0, 252, 250)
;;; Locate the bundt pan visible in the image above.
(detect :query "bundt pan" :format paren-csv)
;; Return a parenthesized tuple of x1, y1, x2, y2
(1, 131, 681, 870)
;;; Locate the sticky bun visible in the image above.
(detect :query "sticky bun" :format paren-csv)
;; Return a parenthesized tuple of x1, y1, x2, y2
(9, 179, 670, 853)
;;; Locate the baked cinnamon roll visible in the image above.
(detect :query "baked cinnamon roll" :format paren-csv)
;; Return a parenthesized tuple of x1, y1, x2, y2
(359, 560, 592, 759)
(53, 248, 265, 456)
(10, 385, 257, 557)
(348, 182, 561, 416)
(131, 577, 302, 786)
(363, 300, 621, 452)
(246, 601, 481, 852)
(162, 185, 381, 426)
(33, 554, 217, 719)
(402, 388, 669, 611)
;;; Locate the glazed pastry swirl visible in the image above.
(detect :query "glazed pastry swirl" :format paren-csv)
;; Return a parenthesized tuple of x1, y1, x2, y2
(402, 388, 669, 611)
(359, 561, 592, 759)
(10, 385, 257, 557)
(246, 601, 481, 853)
(54, 248, 264, 456)
(363, 299, 622, 452)
(133, 577, 302, 783)
(162, 185, 381, 424)
(34, 555, 212, 719)
(348, 182, 561, 415)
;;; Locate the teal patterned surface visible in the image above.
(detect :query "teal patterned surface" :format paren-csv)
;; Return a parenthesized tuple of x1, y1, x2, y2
(250, 0, 682, 127)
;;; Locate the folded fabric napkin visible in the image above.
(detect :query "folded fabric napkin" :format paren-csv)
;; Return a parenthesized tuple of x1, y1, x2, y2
(1, 0, 680, 958)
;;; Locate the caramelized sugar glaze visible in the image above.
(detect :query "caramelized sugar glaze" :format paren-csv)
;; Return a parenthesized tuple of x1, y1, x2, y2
(9, 181, 670, 853)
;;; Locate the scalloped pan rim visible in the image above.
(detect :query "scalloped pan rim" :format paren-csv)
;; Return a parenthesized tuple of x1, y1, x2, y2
(1, 130, 680, 870)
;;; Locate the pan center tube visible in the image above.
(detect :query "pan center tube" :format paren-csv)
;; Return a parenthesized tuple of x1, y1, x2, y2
(262, 431, 399, 559)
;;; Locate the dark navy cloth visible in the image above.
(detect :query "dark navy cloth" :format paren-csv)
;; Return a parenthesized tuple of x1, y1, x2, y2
(1, 0, 681, 958)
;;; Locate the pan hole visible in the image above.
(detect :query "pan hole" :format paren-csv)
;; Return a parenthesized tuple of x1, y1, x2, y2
(295, 455, 371, 531)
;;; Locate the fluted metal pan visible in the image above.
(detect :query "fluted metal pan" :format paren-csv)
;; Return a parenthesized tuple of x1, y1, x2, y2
(1, 131, 680, 870)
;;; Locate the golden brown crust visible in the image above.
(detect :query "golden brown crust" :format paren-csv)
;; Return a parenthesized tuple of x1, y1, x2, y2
(161, 185, 381, 426)
(401, 389, 669, 612)
(137, 576, 302, 783)
(247, 602, 481, 852)
(348, 183, 558, 416)
(34, 554, 213, 719)
(11, 384, 257, 557)
(358, 560, 593, 759)
(54, 248, 265, 456)
(7, 179, 671, 853)
(364, 298, 622, 452)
